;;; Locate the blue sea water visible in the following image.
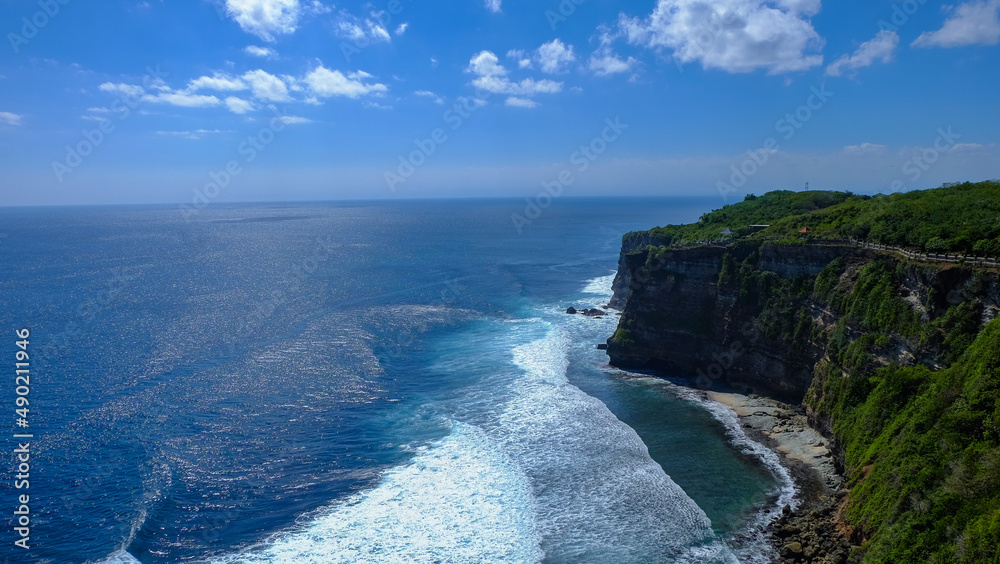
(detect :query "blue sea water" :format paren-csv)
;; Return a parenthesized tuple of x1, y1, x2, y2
(1, 198, 793, 563)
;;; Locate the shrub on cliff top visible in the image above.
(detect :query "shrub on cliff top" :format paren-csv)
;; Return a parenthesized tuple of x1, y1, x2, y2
(629, 180, 1000, 254)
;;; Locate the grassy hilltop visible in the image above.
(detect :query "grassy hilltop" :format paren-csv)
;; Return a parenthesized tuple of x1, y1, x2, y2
(633, 180, 1000, 255)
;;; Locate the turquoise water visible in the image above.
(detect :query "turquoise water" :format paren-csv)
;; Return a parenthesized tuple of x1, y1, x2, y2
(0, 199, 789, 563)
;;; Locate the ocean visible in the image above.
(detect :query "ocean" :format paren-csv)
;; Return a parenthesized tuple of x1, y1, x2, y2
(1, 198, 794, 563)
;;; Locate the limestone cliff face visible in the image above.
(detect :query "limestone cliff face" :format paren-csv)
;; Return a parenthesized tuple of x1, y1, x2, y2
(607, 243, 858, 400)
(606, 241, 1000, 402)
(609, 232, 674, 309)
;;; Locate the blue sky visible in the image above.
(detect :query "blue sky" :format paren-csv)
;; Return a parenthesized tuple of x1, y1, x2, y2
(1, 0, 998, 206)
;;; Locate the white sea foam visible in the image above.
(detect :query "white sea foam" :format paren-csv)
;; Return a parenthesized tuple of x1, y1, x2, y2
(197, 305, 738, 564)
(580, 273, 616, 296)
(668, 385, 800, 564)
(490, 327, 738, 563)
(90, 549, 143, 564)
(206, 422, 541, 564)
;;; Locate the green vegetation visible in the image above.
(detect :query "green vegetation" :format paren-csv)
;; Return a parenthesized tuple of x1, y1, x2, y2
(812, 320, 1000, 564)
(630, 189, 856, 246)
(611, 326, 636, 346)
(717, 247, 816, 346)
(842, 261, 922, 337)
(627, 180, 1000, 254)
(801, 257, 1000, 563)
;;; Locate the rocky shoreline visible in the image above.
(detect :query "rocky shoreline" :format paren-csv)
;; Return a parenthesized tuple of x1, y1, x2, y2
(706, 392, 856, 564)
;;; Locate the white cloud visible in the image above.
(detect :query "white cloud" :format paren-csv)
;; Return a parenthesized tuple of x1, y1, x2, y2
(826, 30, 899, 76)
(484, 0, 501, 13)
(143, 92, 222, 108)
(0, 111, 23, 126)
(303, 1, 330, 15)
(460, 96, 488, 109)
(99, 82, 145, 98)
(506, 49, 533, 69)
(277, 115, 312, 124)
(188, 73, 247, 92)
(912, 0, 1000, 48)
(395, 23, 408, 36)
(147, 78, 171, 92)
(469, 50, 508, 78)
(843, 142, 887, 153)
(225, 96, 255, 114)
(156, 129, 227, 140)
(951, 142, 986, 152)
(536, 39, 576, 73)
(305, 65, 388, 99)
(505, 97, 538, 108)
(588, 26, 637, 77)
(225, 0, 301, 42)
(774, 0, 821, 13)
(95, 61, 384, 117)
(242, 69, 290, 101)
(281, 74, 305, 92)
(619, 0, 824, 74)
(415, 90, 444, 104)
(589, 50, 638, 76)
(467, 50, 563, 98)
(336, 11, 391, 43)
(244, 45, 277, 58)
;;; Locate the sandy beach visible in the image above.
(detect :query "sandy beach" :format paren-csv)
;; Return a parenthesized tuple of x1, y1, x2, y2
(706, 392, 842, 501)
(703, 391, 853, 563)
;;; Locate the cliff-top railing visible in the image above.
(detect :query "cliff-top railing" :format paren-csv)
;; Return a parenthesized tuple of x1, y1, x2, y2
(655, 237, 1000, 270)
(851, 239, 999, 269)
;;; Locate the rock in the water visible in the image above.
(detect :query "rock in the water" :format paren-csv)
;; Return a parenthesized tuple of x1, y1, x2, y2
(596, 343, 608, 350)
(566, 307, 577, 314)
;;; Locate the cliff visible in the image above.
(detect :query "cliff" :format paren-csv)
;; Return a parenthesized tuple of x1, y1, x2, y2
(606, 235, 1000, 563)
(608, 242, 863, 400)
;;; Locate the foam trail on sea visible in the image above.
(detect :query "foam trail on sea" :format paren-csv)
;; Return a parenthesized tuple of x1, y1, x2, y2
(490, 326, 738, 563)
(205, 422, 541, 564)
(90, 549, 143, 564)
(580, 273, 617, 295)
